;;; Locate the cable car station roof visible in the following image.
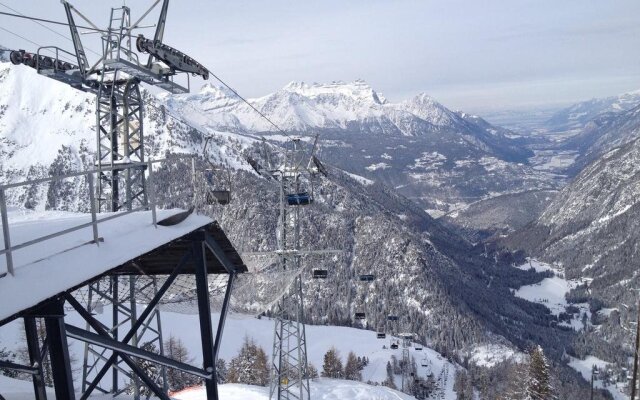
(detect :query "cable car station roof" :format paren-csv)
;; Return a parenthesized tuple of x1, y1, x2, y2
(0, 209, 246, 325)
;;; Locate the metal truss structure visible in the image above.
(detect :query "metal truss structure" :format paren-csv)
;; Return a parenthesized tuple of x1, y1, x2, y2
(3, 2, 220, 399)
(0, 222, 245, 400)
(81, 276, 167, 398)
(244, 136, 335, 400)
(10, 0, 210, 212)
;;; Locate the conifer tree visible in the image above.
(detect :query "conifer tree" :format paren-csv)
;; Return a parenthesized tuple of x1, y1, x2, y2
(164, 335, 200, 391)
(453, 370, 473, 400)
(0, 347, 18, 378)
(216, 358, 228, 384)
(383, 360, 397, 389)
(227, 336, 269, 386)
(344, 351, 362, 381)
(126, 341, 164, 398)
(305, 363, 319, 380)
(525, 346, 555, 400)
(321, 347, 344, 379)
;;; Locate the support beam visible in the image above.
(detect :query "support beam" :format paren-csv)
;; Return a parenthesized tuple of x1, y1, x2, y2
(75, 250, 190, 399)
(65, 324, 210, 379)
(24, 317, 48, 400)
(214, 273, 235, 360)
(43, 299, 75, 400)
(0, 359, 39, 375)
(205, 233, 239, 273)
(65, 295, 170, 400)
(194, 240, 218, 400)
(112, 276, 119, 394)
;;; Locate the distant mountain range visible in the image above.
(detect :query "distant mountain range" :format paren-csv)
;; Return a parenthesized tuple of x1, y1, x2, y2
(165, 80, 531, 160)
(502, 104, 640, 376)
(545, 90, 640, 133)
(162, 80, 559, 215)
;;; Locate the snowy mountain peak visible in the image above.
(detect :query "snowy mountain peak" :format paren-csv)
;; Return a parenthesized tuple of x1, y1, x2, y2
(200, 83, 234, 97)
(402, 92, 456, 126)
(546, 88, 640, 132)
(280, 79, 385, 105)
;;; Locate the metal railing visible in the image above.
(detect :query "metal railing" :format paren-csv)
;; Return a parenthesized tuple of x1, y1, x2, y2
(0, 155, 194, 277)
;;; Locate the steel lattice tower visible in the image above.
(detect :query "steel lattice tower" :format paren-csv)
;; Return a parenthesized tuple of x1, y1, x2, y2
(243, 137, 334, 400)
(80, 7, 163, 397)
(7, 1, 225, 398)
(270, 166, 311, 400)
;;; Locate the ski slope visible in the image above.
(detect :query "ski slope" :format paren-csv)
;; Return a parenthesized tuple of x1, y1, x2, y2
(174, 378, 417, 400)
(0, 309, 459, 399)
(159, 312, 457, 396)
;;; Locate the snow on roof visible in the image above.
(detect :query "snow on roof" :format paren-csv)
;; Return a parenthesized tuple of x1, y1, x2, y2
(0, 209, 213, 323)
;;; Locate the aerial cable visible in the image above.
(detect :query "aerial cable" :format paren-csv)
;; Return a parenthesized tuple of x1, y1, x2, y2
(0, 10, 142, 38)
(0, 2, 101, 57)
(0, 10, 103, 32)
(206, 70, 293, 140)
(0, 10, 295, 140)
(1, 9, 297, 152)
(0, 26, 76, 63)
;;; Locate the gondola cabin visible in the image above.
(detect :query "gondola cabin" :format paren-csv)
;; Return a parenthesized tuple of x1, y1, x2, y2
(202, 137, 232, 205)
(286, 192, 312, 206)
(377, 332, 386, 339)
(312, 269, 328, 279)
(387, 315, 399, 321)
(354, 312, 366, 320)
(206, 189, 231, 205)
(358, 274, 375, 282)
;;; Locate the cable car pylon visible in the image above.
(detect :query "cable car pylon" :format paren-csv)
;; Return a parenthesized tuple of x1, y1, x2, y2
(6, 1, 212, 397)
(243, 135, 339, 400)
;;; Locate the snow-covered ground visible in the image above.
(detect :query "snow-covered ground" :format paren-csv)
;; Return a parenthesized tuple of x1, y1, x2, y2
(514, 259, 590, 330)
(568, 356, 628, 400)
(470, 343, 523, 367)
(0, 375, 56, 399)
(530, 150, 579, 172)
(365, 162, 391, 171)
(0, 309, 459, 399)
(173, 378, 416, 400)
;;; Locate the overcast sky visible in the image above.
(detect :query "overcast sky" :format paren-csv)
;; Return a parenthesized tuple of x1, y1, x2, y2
(1, 0, 639, 113)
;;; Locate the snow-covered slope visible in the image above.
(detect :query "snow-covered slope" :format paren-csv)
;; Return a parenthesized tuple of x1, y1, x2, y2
(546, 89, 640, 133)
(503, 134, 640, 383)
(506, 133, 640, 298)
(174, 379, 418, 400)
(0, 61, 254, 209)
(558, 104, 640, 175)
(161, 80, 557, 216)
(0, 309, 459, 399)
(164, 80, 530, 160)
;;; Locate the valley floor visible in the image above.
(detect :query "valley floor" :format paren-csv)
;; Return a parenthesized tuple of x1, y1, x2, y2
(513, 259, 629, 400)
